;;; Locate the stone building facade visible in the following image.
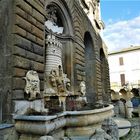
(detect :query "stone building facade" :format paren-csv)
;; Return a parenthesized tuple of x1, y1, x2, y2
(0, 0, 110, 123)
(108, 46, 140, 92)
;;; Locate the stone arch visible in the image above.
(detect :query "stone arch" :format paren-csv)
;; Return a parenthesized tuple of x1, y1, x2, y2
(84, 31, 96, 104)
(45, 0, 73, 35)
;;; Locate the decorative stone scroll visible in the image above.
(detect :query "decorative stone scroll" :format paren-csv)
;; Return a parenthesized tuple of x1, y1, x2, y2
(24, 70, 40, 100)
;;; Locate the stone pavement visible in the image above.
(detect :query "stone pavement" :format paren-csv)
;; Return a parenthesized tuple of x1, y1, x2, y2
(120, 117, 140, 140)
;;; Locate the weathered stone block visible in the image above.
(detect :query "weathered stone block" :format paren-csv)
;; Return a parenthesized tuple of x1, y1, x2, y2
(13, 99, 47, 115)
(14, 35, 31, 50)
(14, 35, 44, 55)
(16, 14, 32, 32)
(32, 43, 44, 55)
(36, 37, 44, 46)
(13, 67, 27, 77)
(32, 9, 44, 23)
(15, 6, 27, 20)
(36, 21, 44, 31)
(13, 55, 30, 69)
(26, 32, 36, 43)
(13, 77, 25, 89)
(31, 24, 44, 40)
(15, 0, 32, 15)
(12, 90, 24, 99)
(13, 25, 26, 37)
(26, 0, 44, 14)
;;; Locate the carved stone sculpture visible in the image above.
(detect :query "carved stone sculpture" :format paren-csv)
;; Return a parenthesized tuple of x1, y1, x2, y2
(47, 65, 71, 95)
(80, 81, 86, 96)
(24, 70, 40, 100)
(44, 35, 71, 95)
(45, 5, 64, 34)
(77, 81, 87, 104)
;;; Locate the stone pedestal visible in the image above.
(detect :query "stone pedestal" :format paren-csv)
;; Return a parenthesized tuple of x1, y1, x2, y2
(14, 105, 114, 139)
(13, 99, 48, 115)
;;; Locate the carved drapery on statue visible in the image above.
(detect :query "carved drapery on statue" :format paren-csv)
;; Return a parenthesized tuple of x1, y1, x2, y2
(44, 35, 71, 96)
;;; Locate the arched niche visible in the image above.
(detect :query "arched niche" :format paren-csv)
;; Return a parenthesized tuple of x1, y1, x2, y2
(45, 0, 74, 90)
(84, 32, 96, 104)
(45, 0, 73, 35)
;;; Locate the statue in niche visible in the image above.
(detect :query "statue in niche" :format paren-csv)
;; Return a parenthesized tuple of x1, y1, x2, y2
(46, 6, 57, 24)
(80, 81, 86, 96)
(77, 81, 87, 103)
(45, 5, 64, 34)
(24, 70, 40, 100)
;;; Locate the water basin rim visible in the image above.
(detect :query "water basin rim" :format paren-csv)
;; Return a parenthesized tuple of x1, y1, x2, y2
(14, 104, 113, 121)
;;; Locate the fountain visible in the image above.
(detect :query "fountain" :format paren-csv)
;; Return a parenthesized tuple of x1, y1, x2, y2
(0, 0, 114, 139)
(13, 35, 114, 140)
(44, 34, 72, 112)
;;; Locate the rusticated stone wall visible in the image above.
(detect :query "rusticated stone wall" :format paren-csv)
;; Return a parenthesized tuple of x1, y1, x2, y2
(0, 0, 14, 122)
(64, 0, 108, 102)
(12, 0, 45, 99)
(0, 0, 45, 122)
(0, 0, 111, 122)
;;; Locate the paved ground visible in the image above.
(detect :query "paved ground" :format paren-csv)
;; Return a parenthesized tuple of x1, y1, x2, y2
(120, 117, 140, 140)
(68, 117, 140, 140)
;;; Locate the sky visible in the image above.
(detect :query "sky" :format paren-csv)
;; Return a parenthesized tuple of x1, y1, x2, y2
(100, 0, 140, 52)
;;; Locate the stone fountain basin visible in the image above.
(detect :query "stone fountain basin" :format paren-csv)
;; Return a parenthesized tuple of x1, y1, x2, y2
(14, 104, 114, 137)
